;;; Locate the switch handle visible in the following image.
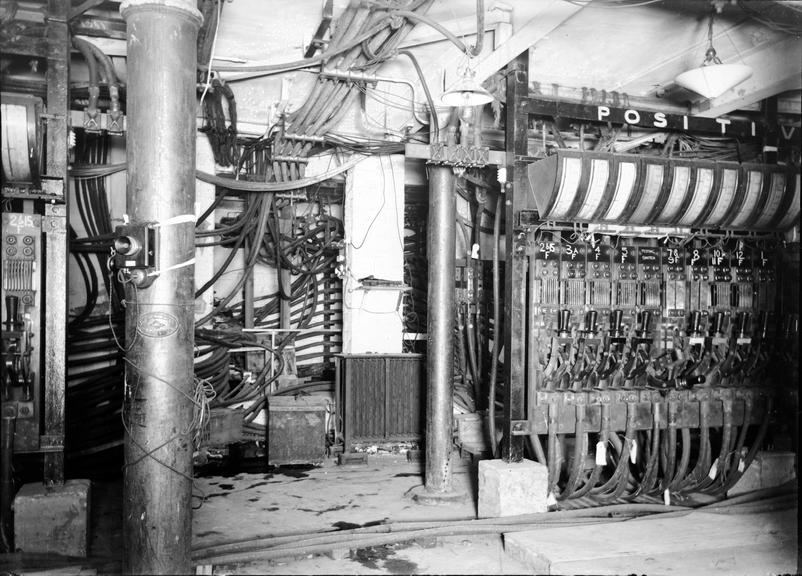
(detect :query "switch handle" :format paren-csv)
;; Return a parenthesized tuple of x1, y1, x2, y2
(759, 311, 770, 339)
(558, 309, 572, 334)
(611, 309, 623, 335)
(737, 312, 750, 337)
(585, 310, 598, 333)
(677, 374, 706, 389)
(690, 311, 701, 335)
(4, 296, 19, 329)
(639, 310, 652, 334)
(711, 311, 724, 336)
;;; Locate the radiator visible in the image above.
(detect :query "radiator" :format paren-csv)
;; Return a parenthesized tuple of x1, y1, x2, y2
(336, 353, 424, 452)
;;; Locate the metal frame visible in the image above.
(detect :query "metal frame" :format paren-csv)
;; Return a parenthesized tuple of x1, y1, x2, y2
(501, 50, 530, 462)
(499, 49, 798, 466)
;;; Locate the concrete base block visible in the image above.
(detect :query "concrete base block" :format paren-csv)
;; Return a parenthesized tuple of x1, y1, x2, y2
(14, 479, 91, 556)
(478, 459, 547, 518)
(728, 451, 796, 496)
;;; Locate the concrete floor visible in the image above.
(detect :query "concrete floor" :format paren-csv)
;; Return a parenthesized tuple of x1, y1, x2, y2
(3, 453, 797, 575)
(190, 455, 798, 575)
(192, 455, 532, 574)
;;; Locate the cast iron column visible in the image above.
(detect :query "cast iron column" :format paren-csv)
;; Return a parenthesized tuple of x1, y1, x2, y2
(120, 1, 201, 574)
(424, 165, 456, 493)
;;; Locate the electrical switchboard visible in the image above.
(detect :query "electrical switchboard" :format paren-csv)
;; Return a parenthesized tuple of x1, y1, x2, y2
(1, 212, 43, 450)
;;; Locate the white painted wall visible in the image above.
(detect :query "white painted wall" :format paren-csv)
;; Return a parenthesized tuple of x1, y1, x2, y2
(342, 154, 405, 353)
(195, 134, 217, 320)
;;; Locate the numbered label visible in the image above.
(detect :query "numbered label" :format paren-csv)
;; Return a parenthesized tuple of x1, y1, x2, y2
(561, 244, 585, 261)
(687, 247, 706, 267)
(616, 245, 635, 265)
(536, 241, 558, 260)
(710, 248, 729, 268)
(591, 244, 611, 262)
(664, 247, 684, 267)
(757, 250, 771, 269)
(733, 248, 748, 267)
(7, 214, 37, 231)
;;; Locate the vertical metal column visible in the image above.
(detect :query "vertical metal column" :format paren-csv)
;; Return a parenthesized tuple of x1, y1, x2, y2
(424, 165, 456, 493)
(42, 0, 69, 486)
(0, 413, 15, 552)
(120, 2, 201, 574)
(279, 205, 294, 330)
(278, 205, 295, 374)
(501, 50, 530, 462)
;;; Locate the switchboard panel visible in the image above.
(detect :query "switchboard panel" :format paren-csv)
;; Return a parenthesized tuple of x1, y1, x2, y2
(1, 212, 43, 450)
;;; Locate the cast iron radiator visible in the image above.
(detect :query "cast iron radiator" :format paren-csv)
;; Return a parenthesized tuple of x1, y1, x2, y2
(335, 353, 425, 452)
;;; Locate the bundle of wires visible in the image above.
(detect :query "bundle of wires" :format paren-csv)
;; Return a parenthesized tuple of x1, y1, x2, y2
(69, 132, 123, 323)
(200, 77, 239, 168)
(193, 182, 345, 436)
(66, 316, 126, 461)
(669, 134, 760, 162)
(402, 200, 427, 341)
(246, 0, 437, 183)
(66, 131, 127, 468)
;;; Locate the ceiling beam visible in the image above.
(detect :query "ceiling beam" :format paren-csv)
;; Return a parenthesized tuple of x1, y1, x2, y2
(374, 0, 591, 132)
(692, 35, 802, 117)
(397, 9, 511, 50)
(472, 0, 591, 84)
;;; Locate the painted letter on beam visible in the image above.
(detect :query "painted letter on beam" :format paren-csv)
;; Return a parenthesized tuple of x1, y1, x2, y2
(624, 109, 640, 124)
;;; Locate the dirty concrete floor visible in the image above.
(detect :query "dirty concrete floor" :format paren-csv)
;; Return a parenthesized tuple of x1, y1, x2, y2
(191, 455, 531, 574)
(22, 453, 794, 575)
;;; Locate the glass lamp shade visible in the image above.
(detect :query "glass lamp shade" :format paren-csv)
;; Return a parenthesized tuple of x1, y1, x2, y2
(674, 63, 753, 99)
(440, 75, 494, 107)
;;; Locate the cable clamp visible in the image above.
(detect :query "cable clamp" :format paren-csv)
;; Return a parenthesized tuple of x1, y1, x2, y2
(155, 214, 196, 227)
(147, 258, 196, 277)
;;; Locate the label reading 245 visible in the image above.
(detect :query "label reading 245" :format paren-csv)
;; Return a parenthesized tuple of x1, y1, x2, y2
(536, 240, 558, 260)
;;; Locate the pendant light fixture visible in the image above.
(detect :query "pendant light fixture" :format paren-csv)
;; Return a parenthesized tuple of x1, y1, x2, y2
(441, 66, 494, 107)
(674, 7, 752, 99)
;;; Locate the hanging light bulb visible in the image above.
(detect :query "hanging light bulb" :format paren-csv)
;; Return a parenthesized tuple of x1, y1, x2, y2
(674, 8, 752, 99)
(441, 66, 494, 107)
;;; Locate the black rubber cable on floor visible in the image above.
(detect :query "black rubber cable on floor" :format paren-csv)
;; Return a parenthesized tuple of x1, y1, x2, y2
(192, 482, 796, 566)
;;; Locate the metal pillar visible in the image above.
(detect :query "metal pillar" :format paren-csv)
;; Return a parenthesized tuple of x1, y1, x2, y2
(424, 165, 456, 493)
(0, 412, 14, 552)
(278, 205, 296, 378)
(42, 0, 69, 486)
(120, 2, 201, 574)
(279, 206, 294, 329)
(501, 50, 530, 462)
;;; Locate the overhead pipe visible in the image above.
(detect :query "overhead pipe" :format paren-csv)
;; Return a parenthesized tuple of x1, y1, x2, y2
(120, 1, 202, 574)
